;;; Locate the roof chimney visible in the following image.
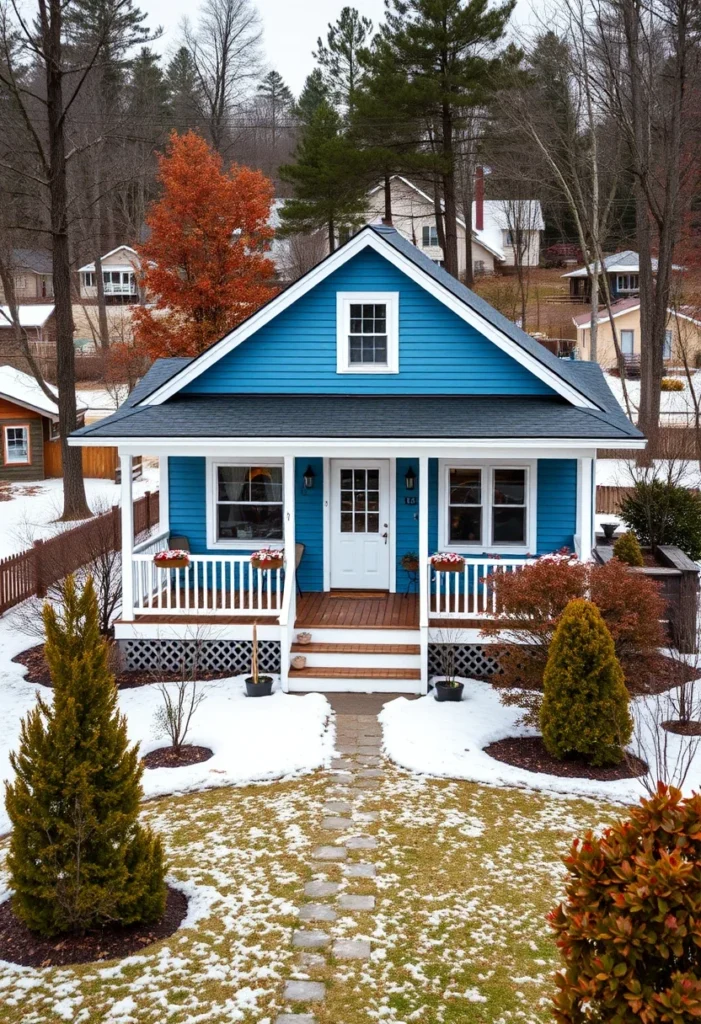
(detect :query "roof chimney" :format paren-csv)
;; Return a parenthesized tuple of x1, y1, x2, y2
(475, 166, 484, 232)
(381, 216, 393, 227)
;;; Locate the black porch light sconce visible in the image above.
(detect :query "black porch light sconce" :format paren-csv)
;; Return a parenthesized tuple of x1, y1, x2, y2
(405, 466, 416, 491)
(303, 464, 316, 491)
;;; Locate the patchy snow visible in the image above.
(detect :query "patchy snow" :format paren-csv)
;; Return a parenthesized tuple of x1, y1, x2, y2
(76, 387, 126, 421)
(0, 468, 160, 560)
(596, 457, 701, 489)
(380, 678, 701, 804)
(605, 372, 701, 426)
(0, 614, 334, 836)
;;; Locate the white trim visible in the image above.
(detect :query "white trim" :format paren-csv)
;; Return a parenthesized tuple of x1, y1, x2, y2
(3, 423, 30, 465)
(322, 456, 331, 591)
(437, 458, 538, 555)
(577, 457, 594, 560)
(158, 455, 170, 534)
(336, 291, 399, 374)
(418, 455, 429, 694)
(205, 457, 285, 550)
(121, 455, 134, 620)
(328, 458, 392, 590)
(389, 458, 397, 593)
(138, 228, 596, 410)
(78, 245, 139, 273)
(0, 391, 58, 420)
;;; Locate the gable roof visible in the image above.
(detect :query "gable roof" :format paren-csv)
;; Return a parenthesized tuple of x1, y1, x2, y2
(11, 249, 52, 274)
(0, 365, 87, 419)
(78, 246, 140, 273)
(573, 298, 701, 330)
(0, 304, 55, 328)
(561, 250, 685, 279)
(136, 224, 598, 412)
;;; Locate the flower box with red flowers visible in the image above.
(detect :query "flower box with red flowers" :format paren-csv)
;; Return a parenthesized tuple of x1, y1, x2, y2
(153, 549, 190, 569)
(430, 552, 465, 573)
(251, 547, 284, 571)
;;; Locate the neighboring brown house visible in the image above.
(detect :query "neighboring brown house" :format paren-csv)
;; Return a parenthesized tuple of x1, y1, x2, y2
(0, 305, 57, 378)
(0, 365, 86, 481)
(0, 250, 53, 302)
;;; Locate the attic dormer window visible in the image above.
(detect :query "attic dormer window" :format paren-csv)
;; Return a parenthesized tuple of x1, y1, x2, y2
(336, 291, 399, 374)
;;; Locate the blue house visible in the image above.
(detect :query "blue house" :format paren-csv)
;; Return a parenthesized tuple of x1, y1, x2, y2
(71, 225, 644, 693)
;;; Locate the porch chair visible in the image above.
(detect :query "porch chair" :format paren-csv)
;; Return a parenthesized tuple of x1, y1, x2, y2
(169, 535, 191, 553)
(295, 542, 305, 597)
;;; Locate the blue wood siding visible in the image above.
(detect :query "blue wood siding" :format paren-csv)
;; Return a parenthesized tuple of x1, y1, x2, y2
(536, 459, 577, 554)
(183, 249, 555, 396)
(169, 456, 208, 551)
(395, 458, 419, 591)
(295, 458, 323, 591)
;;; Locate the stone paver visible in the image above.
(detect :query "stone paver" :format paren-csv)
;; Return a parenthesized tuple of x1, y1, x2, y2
(356, 754, 381, 765)
(333, 939, 372, 960)
(343, 862, 377, 878)
(304, 880, 339, 897)
(346, 835, 377, 850)
(338, 894, 375, 911)
(321, 816, 353, 830)
(322, 800, 353, 814)
(276, 1015, 317, 1024)
(297, 952, 326, 969)
(356, 811, 379, 822)
(331, 771, 354, 782)
(311, 845, 347, 861)
(283, 981, 326, 1002)
(358, 768, 383, 779)
(292, 930, 331, 949)
(299, 904, 337, 922)
(331, 758, 353, 769)
(358, 745, 382, 755)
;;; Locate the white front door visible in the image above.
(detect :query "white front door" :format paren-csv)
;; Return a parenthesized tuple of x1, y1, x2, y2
(330, 460, 390, 589)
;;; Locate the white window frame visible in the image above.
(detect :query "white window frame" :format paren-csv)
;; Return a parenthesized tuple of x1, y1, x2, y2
(438, 459, 537, 555)
(422, 225, 439, 248)
(616, 273, 639, 293)
(206, 457, 285, 550)
(336, 291, 399, 374)
(3, 424, 30, 466)
(620, 329, 635, 355)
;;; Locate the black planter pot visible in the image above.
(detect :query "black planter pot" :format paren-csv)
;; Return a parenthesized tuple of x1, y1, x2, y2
(434, 681, 464, 703)
(245, 675, 273, 697)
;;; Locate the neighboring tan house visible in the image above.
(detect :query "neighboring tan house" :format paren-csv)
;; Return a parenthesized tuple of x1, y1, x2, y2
(0, 250, 53, 302)
(71, 222, 642, 687)
(562, 250, 686, 302)
(0, 365, 86, 481)
(0, 305, 56, 377)
(573, 298, 701, 368)
(78, 246, 141, 304)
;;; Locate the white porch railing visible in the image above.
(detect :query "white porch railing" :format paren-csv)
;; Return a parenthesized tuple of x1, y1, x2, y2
(132, 540, 284, 617)
(427, 557, 536, 619)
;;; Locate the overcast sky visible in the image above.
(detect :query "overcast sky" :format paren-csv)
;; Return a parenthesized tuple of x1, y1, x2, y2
(139, 0, 534, 96)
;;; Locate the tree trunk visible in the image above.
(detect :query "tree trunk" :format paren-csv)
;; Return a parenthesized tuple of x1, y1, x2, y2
(328, 215, 335, 254)
(94, 253, 110, 349)
(589, 252, 599, 363)
(384, 173, 392, 223)
(433, 179, 446, 254)
(441, 104, 459, 278)
(463, 171, 474, 289)
(44, 0, 91, 520)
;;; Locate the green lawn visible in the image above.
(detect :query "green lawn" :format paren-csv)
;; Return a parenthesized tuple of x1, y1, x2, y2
(0, 770, 619, 1024)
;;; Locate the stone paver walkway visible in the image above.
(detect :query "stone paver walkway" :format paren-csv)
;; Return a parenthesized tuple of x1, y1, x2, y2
(275, 694, 410, 1023)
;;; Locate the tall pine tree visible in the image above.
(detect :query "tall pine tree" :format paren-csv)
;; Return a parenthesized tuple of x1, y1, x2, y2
(313, 6, 373, 114)
(5, 577, 166, 937)
(295, 69, 330, 125)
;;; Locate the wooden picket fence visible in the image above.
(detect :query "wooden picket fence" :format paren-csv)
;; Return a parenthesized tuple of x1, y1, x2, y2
(0, 491, 159, 616)
(596, 485, 634, 515)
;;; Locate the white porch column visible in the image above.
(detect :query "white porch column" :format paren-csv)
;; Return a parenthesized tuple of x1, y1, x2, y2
(158, 455, 170, 533)
(283, 454, 296, 568)
(120, 454, 134, 621)
(280, 454, 296, 693)
(576, 457, 594, 560)
(419, 455, 429, 694)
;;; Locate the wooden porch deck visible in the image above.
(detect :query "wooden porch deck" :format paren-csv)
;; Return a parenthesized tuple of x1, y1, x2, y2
(296, 591, 419, 630)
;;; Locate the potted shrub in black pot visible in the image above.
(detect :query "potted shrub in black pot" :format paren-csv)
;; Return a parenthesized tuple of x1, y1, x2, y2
(431, 632, 464, 703)
(245, 624, 274, 697)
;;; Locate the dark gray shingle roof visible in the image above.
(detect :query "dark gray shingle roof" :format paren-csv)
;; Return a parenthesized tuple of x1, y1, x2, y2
(72, 392, 642, 442)
(12, 249, 52, 274)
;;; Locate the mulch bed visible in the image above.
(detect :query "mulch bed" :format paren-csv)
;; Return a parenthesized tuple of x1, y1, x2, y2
(0, 885, 188, 968)
(497, 654, 698, 697)
(662, 719, 701, 736)
(13, 644, 231, 690)
(143, 745, 213, 769)
(484, 735, 648, 781)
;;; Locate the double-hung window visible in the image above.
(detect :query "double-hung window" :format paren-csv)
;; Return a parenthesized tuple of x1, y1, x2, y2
(209, 463, 283, 546)
(422, 225, 439, 247)
(4, 425, 30, 465)
(443, 463, 533, 551)
(616, 273, 639, 293)
(337, 292, 399, 373)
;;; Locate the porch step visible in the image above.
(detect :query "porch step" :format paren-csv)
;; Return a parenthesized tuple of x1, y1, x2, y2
(291, 643, 420, 654)
(291, 642, 420, 670)
(289, 667, 421, 680)
(287, 663, 422, 694)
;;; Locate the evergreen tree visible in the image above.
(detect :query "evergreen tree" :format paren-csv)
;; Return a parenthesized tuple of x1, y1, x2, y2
(127, 47, 169, 122)
(257, 70, 294, 147)
(613, 531, 644, 567)
(166, 47, 204, 131)
(314, 6, 373, 113)
(66, 0, 155, 102)
(5, 577, 166, 937)
(279, 100, 368, 252)
(540, 598, 633, 767)
(295, 69, 330, 126)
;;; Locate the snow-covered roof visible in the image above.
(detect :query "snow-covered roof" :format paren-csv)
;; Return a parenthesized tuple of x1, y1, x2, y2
(0, 365, 87, 419)
(561, 250, 685, 279)
(78, 246, 140, 273)
(0, 304, 54, 328)
(573, 297, 701, 330)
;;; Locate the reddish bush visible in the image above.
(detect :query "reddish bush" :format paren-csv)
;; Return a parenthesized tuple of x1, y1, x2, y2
(482, 552, 665, 693)
(549, 784, 701, 1023)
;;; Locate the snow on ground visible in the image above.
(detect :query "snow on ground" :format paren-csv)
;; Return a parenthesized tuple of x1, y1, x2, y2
(76, 386, 126, 421)
(0, 467, 160, 560)
(380, 678, 701, 804)
(0, 614, 334, 835)
(605, 371, 701, 425)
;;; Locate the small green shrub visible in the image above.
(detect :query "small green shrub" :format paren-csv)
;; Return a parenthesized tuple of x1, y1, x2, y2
(540, 598, 632, 766)
(612, 530, 644, 566)
(661, 376, 684, 391)
(620, 479, 701, 558)
(549, 784, 701, 1022)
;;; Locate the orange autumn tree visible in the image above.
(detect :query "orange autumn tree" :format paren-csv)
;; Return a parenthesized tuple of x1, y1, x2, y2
(133, 132, 276, 358)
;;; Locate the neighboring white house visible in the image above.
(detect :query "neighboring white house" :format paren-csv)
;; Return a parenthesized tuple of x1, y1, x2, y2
(475, 199, 545, 269)
(78, 246, 141, 304)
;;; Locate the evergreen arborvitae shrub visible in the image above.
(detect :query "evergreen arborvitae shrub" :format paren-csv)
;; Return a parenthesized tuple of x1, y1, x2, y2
(5, 576, 166, 937)
(549, 784, 701, 1022)
(620, 478, 701, 559)
(540, 598, 633, 766)
(612, 530, 644, 566)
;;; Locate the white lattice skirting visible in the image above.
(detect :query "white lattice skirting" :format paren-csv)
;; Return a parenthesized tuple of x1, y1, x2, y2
(428, 644, 502, 679)
(119, 638, 281, 675)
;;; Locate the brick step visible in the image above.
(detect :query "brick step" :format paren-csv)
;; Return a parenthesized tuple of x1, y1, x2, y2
(290, 642, 420, 655)
(288, 666, 421, 680)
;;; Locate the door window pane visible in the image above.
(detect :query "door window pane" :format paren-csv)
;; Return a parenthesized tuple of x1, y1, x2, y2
(339, 467, 382, 534)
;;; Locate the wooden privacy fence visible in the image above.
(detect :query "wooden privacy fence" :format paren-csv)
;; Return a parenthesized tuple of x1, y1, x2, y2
(0, 490, 159, 616)
(596, 485, 634, 515)
(43, 444, 143, 482)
